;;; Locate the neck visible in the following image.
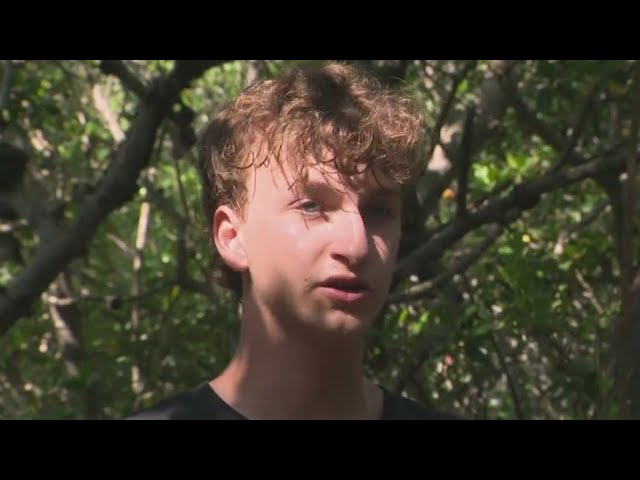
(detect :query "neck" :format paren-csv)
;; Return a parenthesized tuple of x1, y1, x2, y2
(210, 301, 382, 420)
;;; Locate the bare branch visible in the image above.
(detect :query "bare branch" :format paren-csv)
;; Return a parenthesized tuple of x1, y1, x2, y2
(49, 271, 211, 311)
(44, 272, 101, 418)
(46, 277, 84, 378)
(575, 269, 605, 315)
(130, 197, 151, 395)
(107, 233, 136, 258)
(91, 83, 125, 143)
(121, 280, 173, 304)
(245, 60, 261, 87)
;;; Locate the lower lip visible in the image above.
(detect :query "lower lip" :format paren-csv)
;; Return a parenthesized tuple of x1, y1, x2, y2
(318, 286, 370, 303)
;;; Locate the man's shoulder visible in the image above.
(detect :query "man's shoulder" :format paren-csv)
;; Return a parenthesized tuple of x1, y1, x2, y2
(126, 388, 200, 420)
(126, 383, 243, 420)
(380, 387, 464, 420)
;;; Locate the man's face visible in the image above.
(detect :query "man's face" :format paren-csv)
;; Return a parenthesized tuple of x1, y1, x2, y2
(235, 160, 402, 337)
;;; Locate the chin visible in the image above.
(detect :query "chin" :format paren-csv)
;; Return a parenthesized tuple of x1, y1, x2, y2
(313, 309, 374, 335)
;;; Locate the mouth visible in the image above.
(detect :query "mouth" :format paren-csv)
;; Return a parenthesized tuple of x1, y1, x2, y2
(318, 276, 372, 303)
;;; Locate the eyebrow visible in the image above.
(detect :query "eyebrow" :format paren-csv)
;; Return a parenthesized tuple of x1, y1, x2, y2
(295, 179, 400, 201)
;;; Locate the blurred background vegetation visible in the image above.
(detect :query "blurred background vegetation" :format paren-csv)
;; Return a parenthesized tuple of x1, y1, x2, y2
(0, 60, 638, 419)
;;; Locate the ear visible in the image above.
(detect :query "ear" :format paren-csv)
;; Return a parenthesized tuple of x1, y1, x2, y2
(212, 205, 248, 273)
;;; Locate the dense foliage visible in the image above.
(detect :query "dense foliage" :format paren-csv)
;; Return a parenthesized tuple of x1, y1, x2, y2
(0, 60, 637, 419)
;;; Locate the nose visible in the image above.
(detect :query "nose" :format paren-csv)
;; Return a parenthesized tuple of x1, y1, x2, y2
(329, 207, 370, 267)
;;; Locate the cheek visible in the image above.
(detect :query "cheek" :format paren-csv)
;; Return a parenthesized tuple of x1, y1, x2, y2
(245, 216, 317, 267)
(373, 224, 400, 264)
(373, 236, 395, 264)
(281, 218, 313, 250)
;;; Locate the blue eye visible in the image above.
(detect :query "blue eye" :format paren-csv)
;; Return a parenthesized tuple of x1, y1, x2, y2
(299, 201, 322, 214)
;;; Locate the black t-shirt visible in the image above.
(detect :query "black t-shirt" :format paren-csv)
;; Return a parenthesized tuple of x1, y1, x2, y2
(127, 382, 462, 420)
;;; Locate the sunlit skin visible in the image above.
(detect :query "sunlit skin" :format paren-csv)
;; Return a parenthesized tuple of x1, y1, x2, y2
(209, 158, 403, 420)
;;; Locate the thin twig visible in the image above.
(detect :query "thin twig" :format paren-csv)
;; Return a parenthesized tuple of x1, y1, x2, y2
(431, 61, 477, 152)
(106, 233, 136, 258)
(91, 82, 125, 143)
(621, 61, 640, 314)
(497, 70, 564, 151)
(45, 279, 176, 307)
(575, 269, 605, 315)
(488, 332, 525, 420)
(461, 273, 525, 419)
(245, 60, 261, 87)
(130, 198, 150, 396)
(554, 73, 610, 170)
(456, 103, 476, 218)
(553, 199, 610, 255)
(387, 225, 503, 305)
(173, 155, 192, 224)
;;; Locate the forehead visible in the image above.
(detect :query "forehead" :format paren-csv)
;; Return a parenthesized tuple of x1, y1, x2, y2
(258, 160, 401, 198)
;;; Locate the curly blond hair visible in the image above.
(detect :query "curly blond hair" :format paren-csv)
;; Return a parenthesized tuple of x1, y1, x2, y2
(197, 61, 426, 295)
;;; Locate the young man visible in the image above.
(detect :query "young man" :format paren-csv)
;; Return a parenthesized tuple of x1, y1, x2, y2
(129, 61, 460, 420)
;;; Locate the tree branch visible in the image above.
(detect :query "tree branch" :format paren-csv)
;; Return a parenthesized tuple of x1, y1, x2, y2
(488, 331, 525, 420)
(628, 266, 640, 418)
(553, 199, 610, 255)
(393, 315, 451, 395)
(0, 61, 220, 334)
(129, 196, 151, 396)
(45, 272, 101, 418)
(415, 60, 510, 222)
(553, 74, 609, 170)
(574, 269, 605, 315)
(141, 180, 212, 297)
(615, 59, 640, 419)
(456, 103, 476, 218)
(431, 61, 477, 153)
(387, 225, 503, 305)
(99, 60, 228, 141)
(0, 60, 13, 111)
(91, 82, 125, 143)
(99, 60, 149, 98)
(245, 60, 261, 87)
(395, 151, 634, 280)
(498, 64, 616, 170)
(173, 153, 192, 223)
(498, 70, 564, 151)
(621, 60, 640, 317)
